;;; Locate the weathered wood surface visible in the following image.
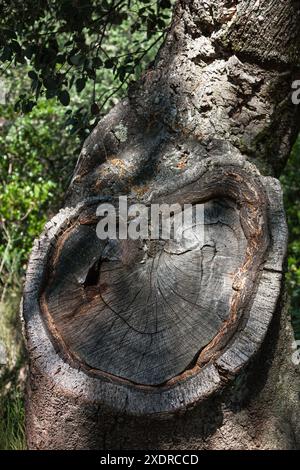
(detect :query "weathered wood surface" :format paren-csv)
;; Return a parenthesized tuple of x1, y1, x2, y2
(42, 199, 247, 386)
(24, 156, 287, 415)
(23, 0, 300, 450)
(40, 165, 270, 389)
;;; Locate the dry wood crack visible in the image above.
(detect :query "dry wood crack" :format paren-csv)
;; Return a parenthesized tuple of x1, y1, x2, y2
(39, 166, 270, 388)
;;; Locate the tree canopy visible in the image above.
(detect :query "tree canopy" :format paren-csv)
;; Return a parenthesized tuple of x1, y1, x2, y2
(0, 0, 172, 136)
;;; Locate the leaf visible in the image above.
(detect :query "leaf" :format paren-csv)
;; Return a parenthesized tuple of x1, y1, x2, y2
(104, 58, 115, 69)
(24, 45, 35, 59)
(46, 88, 57, 99)
(117, 65, 127, 81)
(56, 54, 66, 64)
(159, 0, 172, 9)
(2, 28, 17, 39)
(58, 90, 70, 106)
(76, 78, 86, 93)
(35, 81, 42, 100)
(21, 99, 36, 113)
(44, 76, 58, 90)
(10, 40, 22, 55)
(28, 70, 38, 80)
(14, 99, 21, 112)
(69, 54, 84, 66)
(91, 102, 99, 115)
(92, 57, 103, 68)
(86, 68, 96, 79)
(1, 46, 12, 61)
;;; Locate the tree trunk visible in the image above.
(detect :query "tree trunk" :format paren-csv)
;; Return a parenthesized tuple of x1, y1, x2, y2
(23, 0, 300, 449)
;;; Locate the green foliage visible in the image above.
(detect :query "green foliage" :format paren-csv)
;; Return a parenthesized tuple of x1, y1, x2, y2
(0, 288, 26, 450)
(0, 99, 79, 296)
(0, 96, 78, 450)
(0, 386, 25, 450)
(281, 136, 300, 339)
(0, 0, 173, 137)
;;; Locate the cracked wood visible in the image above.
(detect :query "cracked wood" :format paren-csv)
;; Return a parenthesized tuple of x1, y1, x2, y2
(40, 167, 269, 387)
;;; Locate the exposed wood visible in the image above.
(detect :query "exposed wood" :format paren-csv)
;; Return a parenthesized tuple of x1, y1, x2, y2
(40, 166, 270, 389)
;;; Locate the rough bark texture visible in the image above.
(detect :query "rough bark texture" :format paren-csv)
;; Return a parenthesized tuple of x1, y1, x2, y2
(24, 295, 300, 449)
(23, 0, 300, 449)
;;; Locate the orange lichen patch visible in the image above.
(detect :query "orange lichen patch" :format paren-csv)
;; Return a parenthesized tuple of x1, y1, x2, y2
(106, 154, 118, 161)
(93, 166, 111, 190)
(93, 159, 135, 192)
(109, 158, 133, 178)
(176, 155, 188, 170)
(96, 164, 111, 176)
(131, 185, 150, 198)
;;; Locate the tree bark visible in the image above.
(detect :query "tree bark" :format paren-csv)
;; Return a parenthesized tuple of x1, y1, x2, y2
(23, 0, 300, 449)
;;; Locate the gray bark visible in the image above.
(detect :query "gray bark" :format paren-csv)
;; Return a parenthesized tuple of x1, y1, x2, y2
(23, 0, 300, 449)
